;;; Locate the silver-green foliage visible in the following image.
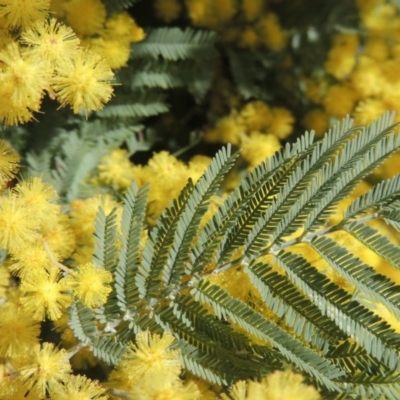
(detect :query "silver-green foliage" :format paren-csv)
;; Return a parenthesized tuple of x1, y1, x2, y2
(101, 0, 141, 13)
(24, 22, 219, 195)
(69, 113, 400, 399)
(26, 121, 147, 202)
(101, 27, 218, 122)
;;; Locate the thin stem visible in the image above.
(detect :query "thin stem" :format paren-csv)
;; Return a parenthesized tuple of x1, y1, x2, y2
(42, 238, 74, 274)
(205, 255, 247, 276)
(5, 362, 17, 377)
(205, 211, 383, 277)
(66, 342, 87, 360)
(108, 388, 133, 399)
(172, 131, 201, 158)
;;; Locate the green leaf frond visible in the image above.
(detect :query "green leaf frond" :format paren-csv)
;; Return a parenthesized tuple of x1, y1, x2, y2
(179, 347, 228, 386)
(344, 174, 400, 220)
(325, 344, 400, 399)
(326, 340, 383, 376)
(336, 365, 400, 400)
(304, 112, 399, 230)
(90, 335, 126, 365)
(128, 59, 190, 90)
(274, 251, 400, 370)
(97, 92, 169, 119)
(125, 28, 218, 103)
(218, 114, 357, 261)
(131, 28, 218, 62)
(115, 181, 149, 314)
(140, 179, 195, 299)
(156, 305, 267, 384)
(101, 0, 141, 13)
(310, 235, 400, 318)
(122, 58, 215, 104)
(161, 145, 238, 291)
(169, 293, 279, 366)
(25, 121, 146, 201)
(328, 341, 400, 400)
(25, 150, 53, 183)
(245, 112, 399, 258)
(141, 145, 238, 300)
(327, 341, 400, 400)
(245, 261, 347, 350)
(345, 222, 400, 270)
(190, 184, 247, 274)
(69, 301, 98, 343)
(93, 207, 121, 324)
(93, 207, 118, 272)
(192, 280, 344, 391)
(50, 131, 107, 201)
(156, 293, 281, 383)
(215, 128, 316, 265)
(65, 115, 400, 396)
(381, 199, 400, 233)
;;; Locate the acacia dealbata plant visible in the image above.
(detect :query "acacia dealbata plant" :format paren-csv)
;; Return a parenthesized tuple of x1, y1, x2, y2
(4, 0, 400, 399)
(3, 113, 400, 398)
(75, 112, 400, 399)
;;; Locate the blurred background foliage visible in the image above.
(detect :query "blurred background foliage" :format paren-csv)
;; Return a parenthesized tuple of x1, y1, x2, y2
(3, 1, 400, 398)
(4, 0, 400, 215)
(1, 0, 361, 151)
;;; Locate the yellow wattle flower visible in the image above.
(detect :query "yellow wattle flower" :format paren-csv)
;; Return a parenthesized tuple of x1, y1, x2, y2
(51, 48, 114, 115)
(0, 0, 50, 30)
(21, 18, 80, 68)
(71, 262, 113, 308)
(64, 0, 106, 37)
(0, 139, 19, 187)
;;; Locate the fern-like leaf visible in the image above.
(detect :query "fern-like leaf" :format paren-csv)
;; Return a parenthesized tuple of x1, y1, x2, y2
(97, 94, 169, 119)
(345, 222, 400, 270)
(101, 0, 140, 13)
(311, 235, 400, 318)
(69, 302, 97, 343)
(326, 340, 382, 376)
(344, 174, 400, 220)
(140, 180, 195, 299)
(246, 261, 347, 349)
(90, 335, 126, 365)
(25, 150, 53, 183)
(115, 181, 149, 314)
(216, 129, 316, 265)
(335, 365, 400, 400)
(162, 145, 239, 291)
(275, 251, 400, 370)
(305, 112, 399, 230)
(51, 132, 108, 201)
(157, 306, 267, 384)
(93, 207, 121, 324)
(169, 293, 280, 367)
(381, 199, 400, 232)
(245, 113, 399, 258)
(131, 28, 217, 61)
(65, 114, 400, 396)
(93, 207, 118, 271)
(192, 279, 344, 391)
(179, 347, 227, 385)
